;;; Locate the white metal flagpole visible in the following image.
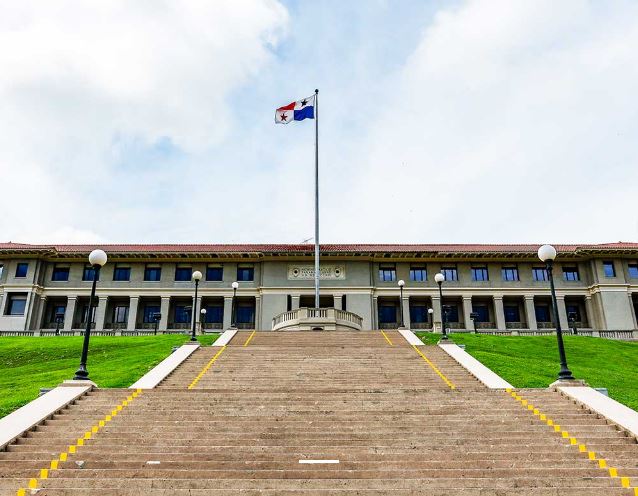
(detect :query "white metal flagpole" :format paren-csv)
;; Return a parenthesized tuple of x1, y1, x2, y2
(314, 88, 320, 308)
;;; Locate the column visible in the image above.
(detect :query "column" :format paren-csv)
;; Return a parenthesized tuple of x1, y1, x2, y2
(192, 296, 202, 329)
(372, 296, 379, 330)
(493, 295, 506, 330)
(255, 295, 261, 331)
(35, 296, 47, 331)
(94, 296, 108, 332)
(431, 295, 441, 332)
(159, 296, 170, 332)
(401, 295, 411, 329)
(64, 297, 77, 332)
(223, 296, 233, 329)
(291, 295, 300, 310)
(333, 295, 343, 310)
(584, 295, 596, 329)
(0, 292, 5, 315)
(628, 293, 638, 330)
(462, 296, 473, 331)
(556, 295, 569, 331)
(127, 296, 139, 331)
(524, 295, 537, 330)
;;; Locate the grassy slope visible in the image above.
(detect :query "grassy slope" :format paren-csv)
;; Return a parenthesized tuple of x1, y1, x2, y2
(0, 334, 217, 418)
(415, 332, 638, 411)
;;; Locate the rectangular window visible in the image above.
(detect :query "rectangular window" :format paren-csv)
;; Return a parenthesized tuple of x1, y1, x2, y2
(50, 305, 66, 322)
(409, 304, 428, 323)
(52, 266, 70, 281)
(203, 305, 224, 323)
(175, 267, 192, 281)
(504, 304, 520, 322)
(563, 266, 580, 281)
(379, 264, 396, 282)
(535, 304, 551, 323)
(236, 302, 255, 324)
(629, 263, 638, 279)
(113, 266, 131, 281)
(81, 305, 97, 324)
(378, 304, 397, 324)
(532, 267, 548, 281)
(472, 304, 489, 322)
(15, 263, 28, 278)
(143, 305, 161, 323)
(113, 305, 129, 324)
(6, 294, 27, 315)
(409, 265, 427, 282)
(174, 305, 191, 324)
(0, 264, 4, 279)
(441, 267, 458, 281)
(471, 267, 489, 281)
(82, 265, 97, 281)
(603, 261, 616, 278)
(237, 265, 254, 282)
(206, 266, 223, 281)
(144, 266, 161, 281)
(566, 304, 581, 322)
(502, 266, 519, 281)
(443, 304, 459, 322)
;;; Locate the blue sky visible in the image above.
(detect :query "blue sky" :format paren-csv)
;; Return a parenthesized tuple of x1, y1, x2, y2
(1, 0, 637, 244)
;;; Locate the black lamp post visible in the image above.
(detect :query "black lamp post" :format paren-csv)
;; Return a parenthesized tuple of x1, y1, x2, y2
(397, 279, 405, 328)
(568, 312, 578, 336)
(434, 272, 447, 340)
(153, 313, 161, 335)
(470, 311, 479, 334)
(231, 281, 239, 329)
(428, 308, 434, 330)
(55, 312, 64, 336)
(538, 244, 575, 381)
(73, 249, 107, 381)
(191, 271, 202, 341)
(200, 308, 207, 334)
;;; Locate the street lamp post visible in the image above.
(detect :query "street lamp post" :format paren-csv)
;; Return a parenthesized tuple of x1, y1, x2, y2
(73, 249, 107, 381)
(200, 308, 207, 334)
(428, 308, 434, 330)
(231, 281, 239, 329)
(470, 311, 479, 334)
(568, 312, 578, 336)
(55, 312, 64, 336)
(191, 271, 203, 341)
(538, 244, 575, 381)
(434, 273, 447, 340)
(153, 313, 161, 335)
(398, 279, 405, 329)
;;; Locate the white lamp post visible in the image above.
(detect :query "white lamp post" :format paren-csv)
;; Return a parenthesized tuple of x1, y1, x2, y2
(190, 270, 203, 341)
(397, 279, 405, 329)
(200, 307, 207, 334)
(434, 272, 447, 340)
(428, 307, 434, 329)
(231, 281, 239, 329)
(73, 249, 107, 381)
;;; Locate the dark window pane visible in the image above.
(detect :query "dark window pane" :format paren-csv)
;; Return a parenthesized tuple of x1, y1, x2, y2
(113, 306, 129, 323)
(378, 305, 397, 324)
(472, 304, 490, 322)
(113, 267, 131, 281)
(409, 304, 428, 323)
(204, 305, 223, 323)
(52, 267, 70, 281)
(471, 267, 489, 281)
(237, 266, 254, 282)
(206, 266, 223, 281)
(174, 305, 191, 323)
(563, 267, 579, 281)
(7, 296, 26, 315)
(236, 303, 255, 324)
(504, 305, 520, 322)
(629, 264, 638, 279)
(83, 266, 97, 281)
(535, 305, 551, 322)
(566, 304, 581, 321)
(15, 263, 28, 278)
(81, 305, 97, 323)
(409, 267, 427, 282)
(144, 267, 161, 281)
(443, 305, 459, 322)
(532, 267, 548, 281)
(603, 261, 615, 278)
(441, 268, 458, 281)
(175, 267, 192, 281)
(143, 305, 161, 323)
(502, 267, 519, 281)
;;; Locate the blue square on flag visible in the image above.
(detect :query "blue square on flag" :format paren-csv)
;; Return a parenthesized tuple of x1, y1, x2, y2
(275, 95, 315, 124)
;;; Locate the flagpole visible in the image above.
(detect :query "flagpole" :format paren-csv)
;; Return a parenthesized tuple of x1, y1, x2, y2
(314, 88, 320, 308)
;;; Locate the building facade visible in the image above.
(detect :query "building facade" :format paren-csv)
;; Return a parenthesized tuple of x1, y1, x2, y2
(1, 242, 637, 334)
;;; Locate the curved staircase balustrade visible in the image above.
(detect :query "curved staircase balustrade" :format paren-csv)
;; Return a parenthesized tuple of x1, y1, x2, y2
(272, 307, 363, 331)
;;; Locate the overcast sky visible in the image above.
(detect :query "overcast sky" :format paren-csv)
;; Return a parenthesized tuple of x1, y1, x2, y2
(1, 0, 637, 244)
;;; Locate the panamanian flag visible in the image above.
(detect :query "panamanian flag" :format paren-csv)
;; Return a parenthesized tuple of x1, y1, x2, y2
(275, 95, 315, 124)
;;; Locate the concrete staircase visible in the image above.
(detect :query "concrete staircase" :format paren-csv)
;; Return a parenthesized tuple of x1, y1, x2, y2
(0, 331, 636, 495)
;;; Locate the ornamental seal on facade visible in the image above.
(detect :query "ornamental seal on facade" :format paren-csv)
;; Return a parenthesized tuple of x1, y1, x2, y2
(287, 264, 346, 280)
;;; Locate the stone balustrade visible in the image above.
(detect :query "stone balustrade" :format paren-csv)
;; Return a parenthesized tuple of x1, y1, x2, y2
(272, 307, 363, 331)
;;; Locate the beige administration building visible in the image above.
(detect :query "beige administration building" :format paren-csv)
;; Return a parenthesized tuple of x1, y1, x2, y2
(0, 242, 637, 334)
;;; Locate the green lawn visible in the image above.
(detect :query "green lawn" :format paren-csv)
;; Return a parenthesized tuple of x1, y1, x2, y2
(415, 332, 638, 411)
(0, 334, 218, 418)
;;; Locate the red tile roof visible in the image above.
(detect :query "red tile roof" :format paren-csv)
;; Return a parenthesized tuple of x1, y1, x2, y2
(0, 242, 637, 255)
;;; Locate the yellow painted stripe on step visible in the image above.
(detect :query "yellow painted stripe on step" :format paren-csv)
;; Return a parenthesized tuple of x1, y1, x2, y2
(620, 477, 630, 488)
(116, 405, 122, 411)
(634, 487, 638, 496)
(39, 469, 48, 479)
(579, 444, 587, 453)
(105, 415, 112, 421)
(521, 399, 528, 406)
(188, 345, 227, 389)
(588, 451, 596, 460)
(547, 419, 554, 426)
(412, 345, 456, 390)
(609, 467, 618, 477)
(83, 432, 91, 440)
(506, 388, 512, 393)
(243, 330, 256, 347)
(59, 452, 68, 461)
(570, 437, 577, 445)
(98, 420, 105, 427)
(76, 438, 84, 446)
(91, 426, 99, 433)
(599, 459, 607, 469)
(553, 425, 561, 432)
(533, 409, 540, 415)
(16, 489, 25, 496)
(540, 414, 546, 421)
(50, 460, 58, 470)
(381, 331, 393, 346)
(561, 431, 569, 438)
(28, 479, 37, 489)
(68, 445, 76, 454)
